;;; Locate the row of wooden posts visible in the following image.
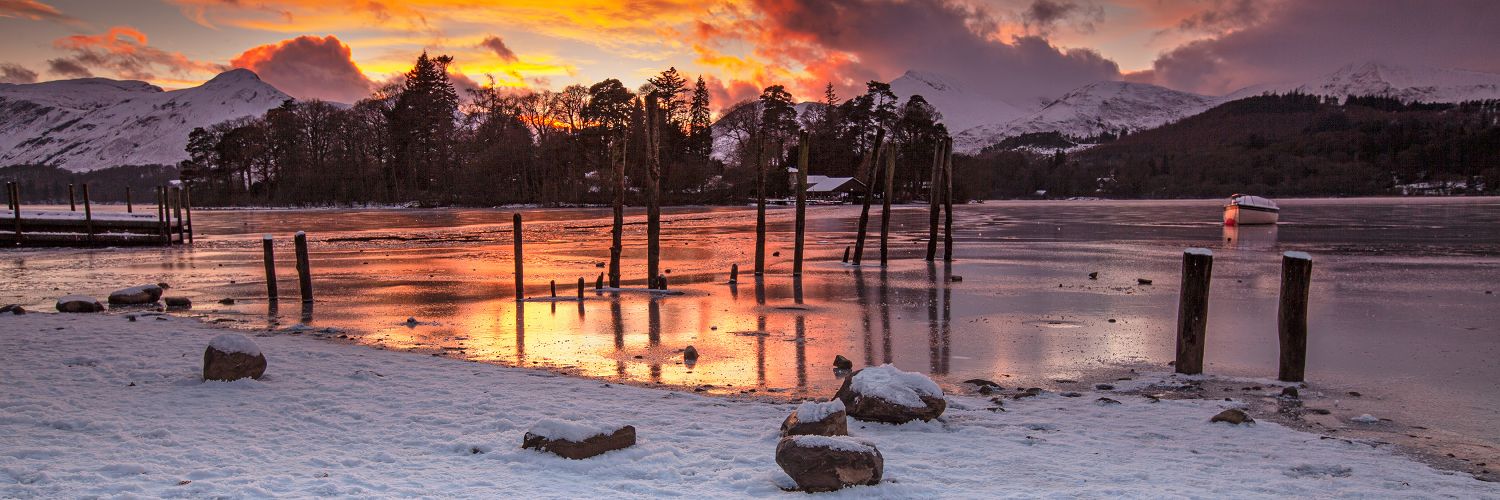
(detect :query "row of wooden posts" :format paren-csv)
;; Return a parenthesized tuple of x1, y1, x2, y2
(1174, 248, 1314, 382)
(3, 181, 192, 246)
(260, 232, 315, 304)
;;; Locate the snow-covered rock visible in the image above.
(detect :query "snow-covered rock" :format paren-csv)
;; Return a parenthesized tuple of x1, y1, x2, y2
(107, 284, 163, 305)
(522, 419, 636, 459)
(54, 295, 103, 313)
(775, 435, 884, 492)
(203, 333, 266, 381)
(834, 365, 946, 423)
(0, 69, 291, 171)
(780, 399, 848, 437)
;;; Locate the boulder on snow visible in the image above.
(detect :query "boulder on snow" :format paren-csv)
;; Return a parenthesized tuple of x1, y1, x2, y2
(1210, 408, 1254, 425)
(164, 297, 192, 309)
(781, 399, 848, 437)
(834, 365, 946, 424)
(522, 419, 636, 459)
(775, 435, 883, 492)
(108, 285, 163, 305)
(56, 295, 104, 313)
(203, 334, 267, 381)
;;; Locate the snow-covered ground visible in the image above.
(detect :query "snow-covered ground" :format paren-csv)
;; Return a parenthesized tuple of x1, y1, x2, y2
(2, 311, 1496, 498)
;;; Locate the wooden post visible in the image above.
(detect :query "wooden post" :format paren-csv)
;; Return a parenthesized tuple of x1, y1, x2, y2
(942, 138, 955, 262)
(68, 183, 76, 211)
(609, 137, 625, 288)
(925, 137, 943, 261)
(1174, 248, 1214, 374)
(852, 129, 885, 266)
(879, 144, 895, 266)
(645, 94, 662, 287)
(81, 183, 94, 245)
(754, 130, 768, 276)
(729, 263, 739, 284)
(792, 130, 809, 277)
(173, 187, 185, 243)
(550, 280, 557, 298)
(596, 273, 604, 290)
(125, 186, 133, 213)
(657, 274, 667, 290)
(8, 183, 19, 243)
(577, 277, 585, 300)
(513, 213, 524, 300)
(294, 231, 313, 303)
(157, 186, 168, 245)
(1278, 252, 1313, 382)
(183, 185, 193, 243)
(262, 234, 278, 300)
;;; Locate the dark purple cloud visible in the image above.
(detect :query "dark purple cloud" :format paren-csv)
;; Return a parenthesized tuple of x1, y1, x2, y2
(231, 35, 373, 103)
(729, 0, 1121, 105)
(1022, 0, 1104, 35)
(1143, 0, 1500, 95)
(479, 35, 518, 63)
(0, 62, 38, 83)
(46, 57, 92, 78)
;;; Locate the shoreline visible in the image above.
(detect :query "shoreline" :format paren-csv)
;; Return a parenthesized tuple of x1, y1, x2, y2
(2, 309, 1496, 497)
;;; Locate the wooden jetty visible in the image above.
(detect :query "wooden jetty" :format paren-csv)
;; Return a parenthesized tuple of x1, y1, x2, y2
(3, 182, 191, 247)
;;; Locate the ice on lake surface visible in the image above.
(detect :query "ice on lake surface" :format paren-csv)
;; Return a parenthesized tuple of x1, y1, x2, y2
(4, 197, 1498, 450)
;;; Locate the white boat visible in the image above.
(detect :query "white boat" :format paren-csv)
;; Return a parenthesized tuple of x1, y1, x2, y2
(1223, 194, 1279, 226)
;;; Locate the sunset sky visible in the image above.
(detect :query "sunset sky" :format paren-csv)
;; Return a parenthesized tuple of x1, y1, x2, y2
(2, 0, 1497, 109)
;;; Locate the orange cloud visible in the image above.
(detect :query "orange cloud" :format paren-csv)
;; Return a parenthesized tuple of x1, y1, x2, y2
(50, 26, 227, 82)
(232, 35, 374, 103)
(0, 0, 78, 25)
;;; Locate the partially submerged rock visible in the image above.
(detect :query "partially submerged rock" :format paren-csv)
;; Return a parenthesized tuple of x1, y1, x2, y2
(108, 285, 163, 305)
(776, 435, 883, 492)
(56, 295, 104, 313)
(522, 419, 636, 459)
(834, 365, 946, 424)
(164, 297, 192, 309)
(781, 399, 848, 437)
(1210, 408, 1254, 425)
(203, 334, 267, 382)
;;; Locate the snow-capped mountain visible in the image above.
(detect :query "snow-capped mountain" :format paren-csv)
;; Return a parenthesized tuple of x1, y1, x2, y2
(953, 81, 1212, 153)
(709, 100, 821, 162)
(889, 70, 1026, 134)
(1223, 61, 1500, 104)
(0, 69, 291, 171)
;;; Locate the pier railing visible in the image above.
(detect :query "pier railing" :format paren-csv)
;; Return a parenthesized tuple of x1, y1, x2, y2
(3, 181, 192, 247)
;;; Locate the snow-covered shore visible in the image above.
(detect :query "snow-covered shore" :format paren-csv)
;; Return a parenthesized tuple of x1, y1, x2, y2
(2, 311, 1495, 498)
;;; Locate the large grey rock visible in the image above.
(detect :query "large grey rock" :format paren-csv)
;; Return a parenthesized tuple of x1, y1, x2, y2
(775, 435, 883, 492)
(56, 295, 104, 313)
(203, 334, 267, 382)
(108, 285, 163, 305)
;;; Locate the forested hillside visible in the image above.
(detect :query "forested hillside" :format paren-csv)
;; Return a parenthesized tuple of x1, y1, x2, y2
(956, 94, 1500, 199)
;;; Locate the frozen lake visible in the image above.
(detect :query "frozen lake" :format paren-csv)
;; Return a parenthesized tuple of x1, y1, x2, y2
(3, 197, 1498, 457)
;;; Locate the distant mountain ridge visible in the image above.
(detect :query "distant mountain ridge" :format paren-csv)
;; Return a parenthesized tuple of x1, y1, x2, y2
(927, 61, 1500, 153)
(0, 69, 290, 171)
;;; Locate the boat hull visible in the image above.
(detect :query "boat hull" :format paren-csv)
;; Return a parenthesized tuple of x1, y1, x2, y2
(1223, 204, 1279, 226)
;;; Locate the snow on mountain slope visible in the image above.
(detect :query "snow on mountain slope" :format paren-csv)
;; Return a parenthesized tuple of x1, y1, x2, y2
(1224, 61, 1500, 105)
(0, 69, 291, 171)
(953, 81, 1212, 153)
(889, 70, 1026, 133)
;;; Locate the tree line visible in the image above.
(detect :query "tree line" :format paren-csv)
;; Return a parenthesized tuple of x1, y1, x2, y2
(955, 93, 1500, 199)
(181, 53, 950, 207)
